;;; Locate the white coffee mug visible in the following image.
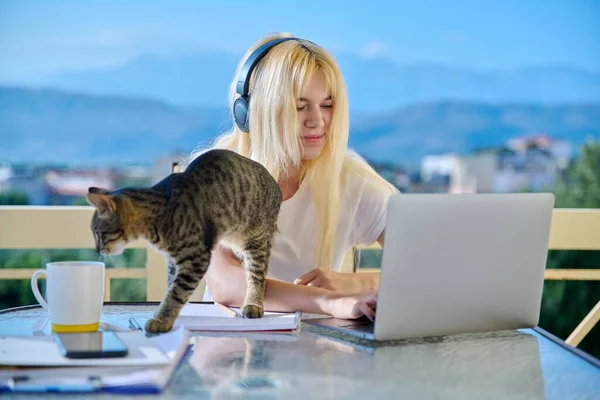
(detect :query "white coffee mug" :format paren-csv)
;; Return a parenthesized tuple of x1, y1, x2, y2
(31, 261, 105, 332)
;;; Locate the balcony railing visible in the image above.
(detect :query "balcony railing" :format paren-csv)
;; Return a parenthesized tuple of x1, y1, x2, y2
(0, 206, 205, 303)
(0, 206, 598, 347)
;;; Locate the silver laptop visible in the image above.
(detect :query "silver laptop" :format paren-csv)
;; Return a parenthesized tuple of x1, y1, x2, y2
(304, 193, 554, 341)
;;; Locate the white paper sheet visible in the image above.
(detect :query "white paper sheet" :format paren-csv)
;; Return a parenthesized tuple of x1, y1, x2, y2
(173, 303, 300, 332)
(0, 329, 173, 367)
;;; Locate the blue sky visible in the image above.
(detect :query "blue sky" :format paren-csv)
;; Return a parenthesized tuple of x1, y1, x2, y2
(0, 0, 598, 81)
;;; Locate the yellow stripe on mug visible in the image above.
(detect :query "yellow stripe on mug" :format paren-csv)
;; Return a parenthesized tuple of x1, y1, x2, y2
(51, 322, 100, 333)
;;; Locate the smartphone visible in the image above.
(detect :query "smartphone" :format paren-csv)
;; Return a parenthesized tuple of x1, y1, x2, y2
(55, 331, 129, 359)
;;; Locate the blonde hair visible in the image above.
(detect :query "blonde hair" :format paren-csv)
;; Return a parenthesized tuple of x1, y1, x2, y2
(189, 32, 396, 269)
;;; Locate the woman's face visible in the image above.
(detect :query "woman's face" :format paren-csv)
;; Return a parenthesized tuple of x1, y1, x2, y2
(296, 70, 333, 160)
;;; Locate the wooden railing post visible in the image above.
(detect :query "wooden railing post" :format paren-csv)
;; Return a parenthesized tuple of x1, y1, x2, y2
(145, 245, 167, 302)
(566, 300, 600, 347)
(104, 270, 111, 302)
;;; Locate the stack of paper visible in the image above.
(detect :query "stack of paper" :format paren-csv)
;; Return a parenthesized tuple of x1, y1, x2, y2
(174, 303, 300, 332)
(0, 327, 190, 394)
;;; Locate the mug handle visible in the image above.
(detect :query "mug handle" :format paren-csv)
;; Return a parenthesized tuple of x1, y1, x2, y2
(30, 269, 49, 311)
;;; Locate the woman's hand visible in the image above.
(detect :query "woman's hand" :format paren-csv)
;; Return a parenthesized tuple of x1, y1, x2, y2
(294, 269, 360, 293)
(294, 268, 379, 294)
(324, 291, 378, 321)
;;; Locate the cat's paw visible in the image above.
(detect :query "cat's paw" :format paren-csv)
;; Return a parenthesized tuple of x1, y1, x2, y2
(145, 317, 173, 333)
(241, 304, 264, 318)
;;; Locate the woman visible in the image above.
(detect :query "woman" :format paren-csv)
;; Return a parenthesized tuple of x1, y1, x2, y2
(189, 32, 398, 321)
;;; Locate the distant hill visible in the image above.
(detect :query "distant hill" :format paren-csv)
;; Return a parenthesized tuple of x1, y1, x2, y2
(1, 86, 599, 167)
(0, 86, 230, 165)
(349, 101, 600, 165)
(40, 51, 600, 112)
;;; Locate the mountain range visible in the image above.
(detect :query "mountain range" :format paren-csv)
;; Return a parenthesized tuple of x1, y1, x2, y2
(1, 86, 599, 168)
(33, 51, 600, 113)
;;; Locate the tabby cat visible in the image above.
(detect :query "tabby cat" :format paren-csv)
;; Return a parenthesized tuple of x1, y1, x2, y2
(86, 149, 282, 333)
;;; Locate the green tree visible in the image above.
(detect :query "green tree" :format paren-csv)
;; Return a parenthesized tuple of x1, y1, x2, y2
(72, 197, 91, 206)
(539, 140, 600, 358)
(0, 191, 30, 205)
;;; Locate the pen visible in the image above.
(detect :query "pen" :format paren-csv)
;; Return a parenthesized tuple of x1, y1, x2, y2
(128, 317, 143, 331)
(214, 302, 241, 318)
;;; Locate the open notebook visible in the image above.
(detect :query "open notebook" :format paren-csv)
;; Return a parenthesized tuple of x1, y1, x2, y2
(173, 303, 301, 332)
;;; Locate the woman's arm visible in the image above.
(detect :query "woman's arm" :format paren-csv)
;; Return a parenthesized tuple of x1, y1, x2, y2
(203, 244, 376, 320)
(294, 230, 385, 294)
(294, 269, 379, 293)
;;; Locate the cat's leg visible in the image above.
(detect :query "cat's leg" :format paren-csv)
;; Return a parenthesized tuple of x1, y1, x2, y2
(145, 249, 211, 333)
(240, 232, 273, 318)
(166, 256, 176, 287)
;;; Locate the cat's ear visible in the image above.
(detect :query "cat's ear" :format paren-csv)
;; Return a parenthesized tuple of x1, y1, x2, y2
(88, 187, 110, 195)
(86, 187, 116, 213)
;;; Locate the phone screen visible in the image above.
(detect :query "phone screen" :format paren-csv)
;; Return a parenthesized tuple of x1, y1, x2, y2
(56, 331, 129, 359)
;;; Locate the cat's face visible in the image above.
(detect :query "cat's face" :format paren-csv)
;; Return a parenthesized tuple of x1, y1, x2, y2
(86, 187, 130, 255)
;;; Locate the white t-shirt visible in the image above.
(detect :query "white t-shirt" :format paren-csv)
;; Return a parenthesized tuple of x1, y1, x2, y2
(203, 157, 396, 301)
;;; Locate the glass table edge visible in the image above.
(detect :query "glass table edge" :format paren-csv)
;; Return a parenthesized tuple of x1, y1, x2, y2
(532, 325, 600, 369)
(2, 301, 599, 369)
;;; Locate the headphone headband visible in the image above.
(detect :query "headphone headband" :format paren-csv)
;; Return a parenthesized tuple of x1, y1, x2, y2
(233, 36, 312, 132)
(236, 37, 299, 96)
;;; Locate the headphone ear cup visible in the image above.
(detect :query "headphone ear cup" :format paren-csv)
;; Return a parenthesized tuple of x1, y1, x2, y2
(233, 95, 250, 132)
